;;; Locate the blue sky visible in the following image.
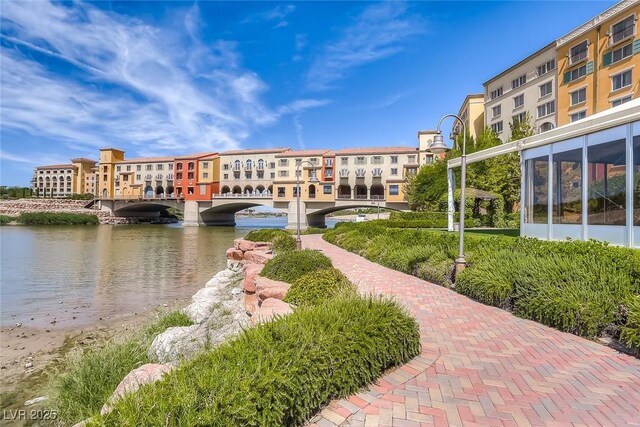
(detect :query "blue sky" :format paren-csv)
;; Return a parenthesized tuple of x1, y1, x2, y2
(0, 0, 615, 186)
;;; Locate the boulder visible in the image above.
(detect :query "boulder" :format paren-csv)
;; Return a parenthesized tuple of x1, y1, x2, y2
(148, 325, 201, 363)
(184, 287, 221, 323)
(256, 277, 291, 301)
(244, 293, 259, 316)
(242, 263, 264, 293)
(243, 250, 273, 264)
(100, 364, 174, 415)
(226, 248, 244, 261)
(234, 238, 255, 252)
(227, 259, 244, 272)
(254, 242, 272, 251)
(250, 298, 293, 325)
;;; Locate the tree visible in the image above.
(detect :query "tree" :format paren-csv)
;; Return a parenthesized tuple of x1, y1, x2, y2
(509, 112, 534, 141)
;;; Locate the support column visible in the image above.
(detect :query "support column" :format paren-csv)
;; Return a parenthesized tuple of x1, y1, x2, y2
(183, 201, 202, 226)
(286, 200, 308, 230)
(447, 167, 455, 232)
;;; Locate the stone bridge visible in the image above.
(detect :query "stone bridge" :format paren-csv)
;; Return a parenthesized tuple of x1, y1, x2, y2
(98, 196, 409, 228)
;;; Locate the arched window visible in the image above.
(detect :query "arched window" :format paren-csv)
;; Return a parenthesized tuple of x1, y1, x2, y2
(257, 159, 264, 170)
(246, 159, 253, 171)
(234, 160, 241, 171)
(309, 185, 316, 199)
(539, 122, 554, 133)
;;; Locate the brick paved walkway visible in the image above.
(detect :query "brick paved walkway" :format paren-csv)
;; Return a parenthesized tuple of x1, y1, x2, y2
(302, 234, 640, 427)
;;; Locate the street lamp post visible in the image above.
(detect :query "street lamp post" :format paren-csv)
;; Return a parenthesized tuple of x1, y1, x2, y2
(296, 160, 319, 250)
(372, 194, 381, 220)
(428, 114, 467, 274)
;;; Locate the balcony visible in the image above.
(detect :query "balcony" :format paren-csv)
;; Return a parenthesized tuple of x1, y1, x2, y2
(339, 169, 349, 178)
(355, 169, 366, 178)
(256, 163, 265, 171)
(372, 168, 382, 177)
(324, 159, 334, 167)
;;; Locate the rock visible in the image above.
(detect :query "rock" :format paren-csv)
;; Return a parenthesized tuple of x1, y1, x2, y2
(254, 242, 272, 251)
(255, 277, 291, 301)
(250, 298, 293, 325)
(231, 288, 242, 296)
(234, 238, 255, 252)
(24, 396, 48, 406)
(212, 268, 238, 281)
(183, 287, 222, 323)
(243, 250, 273, 264)
(100, 364, 173, 416)
(227, 259, 244, 272)
(148, 325, 201, 364)
(25, 361, 33, 369)
(15, 323, 21, 327)
(242, 263, 264, 293)
(244, 293, 259, 316)
(226, 248, 244, 261)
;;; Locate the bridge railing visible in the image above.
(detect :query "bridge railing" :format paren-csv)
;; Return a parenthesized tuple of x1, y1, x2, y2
(215, 193, 273, 199)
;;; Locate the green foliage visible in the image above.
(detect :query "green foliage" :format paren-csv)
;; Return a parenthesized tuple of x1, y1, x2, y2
(0, 215, 15, 225)
(95, 296, 421, 426)
(284, 268, 356, 307)
(66, 193, 95, 200)
(272, 234, 297, 252)
(301, 227, 328, 234)
(620, 295, 640, 355)
(245, 229, 291, 242)
(324, 224, 640, 343)
(48, 310, 193, 424)
(261, 249, 333, 284)
(509, 112, 535, 141)
(17, 212, 99, 225)
(0, 186, 32, 199)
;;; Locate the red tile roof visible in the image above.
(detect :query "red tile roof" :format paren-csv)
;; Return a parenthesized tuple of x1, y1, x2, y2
(175, 152, 218, 160)
(70, 157, 97, 164)
(334, 146, 418, 155)
(221, 148, 290, 155)
(275, 149, 330, 158)
(118, 156, 175, 164)
(35, 164, 75, 170)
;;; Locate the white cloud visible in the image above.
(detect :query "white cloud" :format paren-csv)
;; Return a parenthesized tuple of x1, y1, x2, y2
(293, 115, 305, 149)
(242, 4, 296, 29)
(306, 2, 424, 92)
(0, 1, 319, 159)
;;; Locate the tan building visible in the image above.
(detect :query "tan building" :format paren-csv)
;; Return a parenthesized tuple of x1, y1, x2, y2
(33, 157, 97, 197)
(273, 150, 332, 202)
(483, 42, 558, 141)
(452, 94, 485, 142)
(556, 0, 640, 126)
(218, 148, 289, 196)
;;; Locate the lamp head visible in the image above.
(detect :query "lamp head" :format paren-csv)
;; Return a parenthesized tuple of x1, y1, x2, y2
(308, 170, 320, 183)
(428, 132, 449, 154)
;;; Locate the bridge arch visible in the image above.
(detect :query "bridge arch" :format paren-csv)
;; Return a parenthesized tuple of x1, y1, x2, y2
(221, 185, 231, 195)
(232, 185, 242, 195)
(244, 185, 254, 195)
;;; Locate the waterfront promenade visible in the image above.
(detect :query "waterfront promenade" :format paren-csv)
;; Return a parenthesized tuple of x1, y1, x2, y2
(302, 234, 640, 426)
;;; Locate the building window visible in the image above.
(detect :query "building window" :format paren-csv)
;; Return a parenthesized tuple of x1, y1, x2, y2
(203, 172, 209, 179)
(512, 112, 527, 124)
(246, 160, 253, 170)
(234, 160, 241, 171)
(278, 159, 288, 167)
(537, 59, 556, 76)
(391, 168, 398, 176)
(136, 174, 141, 180)
(570, 110, 587, 122)
(270, 172, 275, 179)
(490, 87, 503, 100)
(492, 105, 501, 118)
(511, 74, 526, 89)
(202, 162, 209, 169)
(635, 136, 640, 226)
(569, 40, 588, 65)
(390, 156, 398, 164)
(188, 162, 195, 171)
(525, 155, 548, 224)
(176, 172, 183, 180)
(278, 170, 289, 177)
(407, 155, 416, 163)
(537, 101, 555, 118)
(223, 164, 229, 170)
(200, 185, 206, 195)
(223, 173, 228, 179)
(136, 165, 141, 171)
(257, 171, 264, 179)
(146, 164, 152, 171)
(341, 157, 348, 165)
(188, 187, 194, 195)
(323, 185, 332, 195)
(257, 159, 264, 170)
(277, 187, 285, 197)
(116, 166, 121, 172)
(567, 64, 587, 82)
(588, 137, 626, 225)
(389, 185, 399, 196)
(539, 81, 552, 98)
(553, 148, 582, 224)
(168, 164, 173, 170)
(372, 156, 382, 164)
(610, 15, 635, 45)
(269, 162, 276, 169)
(126, 165, 131, 171)
(609, 43, 633, 65)
(325, 169, 333, 178)
(612, 95, 632, 107)
(513, 94, 524, 109)
(177, 163, 183, 171)
(612, 69, 632, 91)
(570, 87, 586, 106)
(491, 121, 503, 133)
(156, 164, 163, 170)
(188, 172, 194, 180)
(355, 157, 366, 165)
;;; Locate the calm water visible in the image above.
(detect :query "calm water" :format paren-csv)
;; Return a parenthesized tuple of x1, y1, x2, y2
(0, 217, 336, 328)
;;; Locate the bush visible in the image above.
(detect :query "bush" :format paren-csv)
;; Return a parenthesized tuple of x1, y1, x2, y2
(245, 229, 290, 242)
(261, 249, 332, 284)
(284, 268, 356, 307)
(95, 296, 421, 426)
(48, 310, 193, 424)
(620, 295, 640, 355)
(18, 212, 99, 225)
(272, 234, 297, 253)
(0, 215, 14, 225)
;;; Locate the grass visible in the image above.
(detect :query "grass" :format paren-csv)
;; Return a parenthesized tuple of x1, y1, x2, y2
(0, 214, 15, 225)
(93, 295, 420, 426)
(17, 212, 99, 225)
(47, 310, 193, 425)
(324, 222, 640, 352)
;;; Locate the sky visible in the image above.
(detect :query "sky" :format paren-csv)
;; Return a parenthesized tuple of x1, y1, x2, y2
(0, 0, 616, 186)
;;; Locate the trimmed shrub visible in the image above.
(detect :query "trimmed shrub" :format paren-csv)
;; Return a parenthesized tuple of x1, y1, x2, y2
(272, 234, 297, 253)
(261, 249, 332, 284)
(284, 268, 356, 307)
(48, 310, 193, 424)
(95, 296, 421, 426)
(619, 295, 640, 355)
(18, 212, 99, 225)
(0, 214, 14, 225)
(245, 229, 290, 242)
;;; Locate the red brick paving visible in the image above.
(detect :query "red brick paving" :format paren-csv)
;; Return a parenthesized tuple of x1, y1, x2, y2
(302, 234, 640, 426)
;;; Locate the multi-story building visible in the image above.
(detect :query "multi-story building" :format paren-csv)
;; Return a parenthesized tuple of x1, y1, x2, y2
(174, 152, 219, 200)
(32, 157, 97, 197)
(484, 41, 558, 142)
(272, 150, 333, 202)
(556, 0, 639, 126)
(218, 148, 289, 196)
(452, 94, 485, 142)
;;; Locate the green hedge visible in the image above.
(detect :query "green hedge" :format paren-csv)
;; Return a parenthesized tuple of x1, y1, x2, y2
(386, 211, 474, 228)
(245, 229, 290, 242)
(17, 212, 99, 225)
(261, 249, 333, 284)
(0, 215, 14, 225)
(324, 223, 640, 352)
(284, 268, 356, 307)
(95, 296, 420, 426)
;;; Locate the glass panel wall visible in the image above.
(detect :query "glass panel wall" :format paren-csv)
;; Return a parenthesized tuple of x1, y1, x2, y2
(553, 148, 582, 224)
(525, 155, 549, 224)
(634, 136, 639, 226)
(587, 138, 626, 225)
